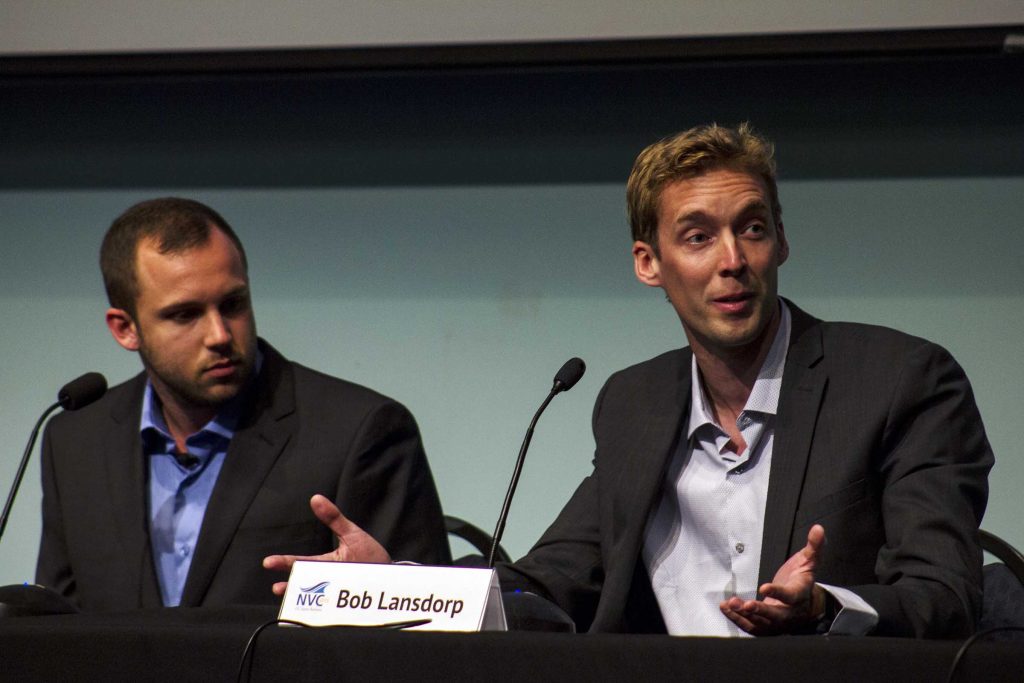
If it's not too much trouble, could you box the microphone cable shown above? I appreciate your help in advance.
[236,617,431,683]
[943,625,1024,683]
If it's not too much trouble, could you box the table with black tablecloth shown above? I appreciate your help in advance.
[1,607,1020,682]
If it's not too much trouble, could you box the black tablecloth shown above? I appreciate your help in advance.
[1,606,1020,682]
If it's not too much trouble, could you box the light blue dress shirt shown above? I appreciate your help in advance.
[140,384,240,607]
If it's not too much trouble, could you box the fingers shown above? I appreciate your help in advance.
[721,526,829,636]
[759,574,813,604]
[262,495,391,600]
[806,524,826,554]
[767,524,824,600]
[309,494,375,549]
[309,494,391,563]
[263,554,306,598]
[263,549,346,600]
[720,606,757,633]
[720,598,787,636]
[262,554,298,572]
[263,549,342,574]
[759,582,791,603]
[261,497,344,600]
[793,524,825,565]
[309,494,360,538]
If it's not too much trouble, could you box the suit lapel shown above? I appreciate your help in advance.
[619,361,691,544]
[180,343,296,606]
[610,352,692,590]
[104,374,163,608]
[758,303,827,585]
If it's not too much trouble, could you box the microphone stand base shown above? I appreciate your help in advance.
[0,584,79,617]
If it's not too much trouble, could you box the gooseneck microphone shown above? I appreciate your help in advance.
[488,358,586,568]
[0,372,107,543]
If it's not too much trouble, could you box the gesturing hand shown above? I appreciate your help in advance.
[719,524,827,635]
[262,494,391,596]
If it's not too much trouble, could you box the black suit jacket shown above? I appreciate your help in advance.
[36,340,451,611]
[500,303,993,637]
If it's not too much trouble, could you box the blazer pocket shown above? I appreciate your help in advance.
[794,478,869,527]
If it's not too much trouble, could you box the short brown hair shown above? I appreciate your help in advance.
[626,122,781,252]
[99,197,248,316]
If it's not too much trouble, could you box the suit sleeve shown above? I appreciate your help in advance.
[35,423,77,602]
[334,400,452,566]
[847,341,993,637]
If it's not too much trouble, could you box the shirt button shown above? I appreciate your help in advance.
[735,543,745,554]
[179,545,191,558]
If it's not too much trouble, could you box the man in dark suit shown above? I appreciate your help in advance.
[497,123,993,637]
[36,198,450,611]
[499,302,992,637]
[270,124,993,637]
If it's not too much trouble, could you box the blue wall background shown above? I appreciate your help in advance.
[1,53,1022,584]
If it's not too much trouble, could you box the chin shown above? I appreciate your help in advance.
[709,323,761,348]
[197,383,243,406]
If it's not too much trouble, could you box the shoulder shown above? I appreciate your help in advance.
[604,348,690,389]
[816,320,955,366]
[262,344,417,433]
[786,300,956,368]
[287,359,403,409]
[594,347,691,422]
[790,316,973,414]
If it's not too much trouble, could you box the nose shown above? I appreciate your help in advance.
[204,311,233,348]
[718,234,747,275]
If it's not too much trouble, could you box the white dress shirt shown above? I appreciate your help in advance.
[642,302,877,636]
[643,303,790,636]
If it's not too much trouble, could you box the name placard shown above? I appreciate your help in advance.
[278,561,506,632]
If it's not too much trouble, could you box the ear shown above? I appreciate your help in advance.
[632,241,662,288]
[106,308,141,352]
[776,221,790,266]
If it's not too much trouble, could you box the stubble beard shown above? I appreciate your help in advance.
[137,339,255,412]
[685,292,779,363]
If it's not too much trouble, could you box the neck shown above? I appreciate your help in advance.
[691,308,781,425]
[151,388,217,453]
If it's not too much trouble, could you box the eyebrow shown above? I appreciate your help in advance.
[155,285,250,317]
[674,200,772,226]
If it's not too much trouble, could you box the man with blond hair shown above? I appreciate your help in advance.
[270,124,993,638]
[498,123,993,637]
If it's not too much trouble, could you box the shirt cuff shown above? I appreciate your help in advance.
[818,583,878,635]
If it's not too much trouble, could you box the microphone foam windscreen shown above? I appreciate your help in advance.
[58,372,108,411]
[553,357,586,392]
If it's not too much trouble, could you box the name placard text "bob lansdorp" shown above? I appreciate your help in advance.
[336,587,465,618]
[279,561,507,631]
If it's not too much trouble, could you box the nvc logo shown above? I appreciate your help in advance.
[295,581,330,609]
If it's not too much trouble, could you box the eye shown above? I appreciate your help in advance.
[220,294,250,317]
[166,308,200,323]
[742,222,766,238]
[684,232,710,245]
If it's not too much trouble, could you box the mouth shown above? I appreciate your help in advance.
[714,291,754,303]
[712,291,756,314]
[204,358,240,378]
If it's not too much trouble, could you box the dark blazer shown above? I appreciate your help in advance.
[500,302,993,637]
[36,340,451,612]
